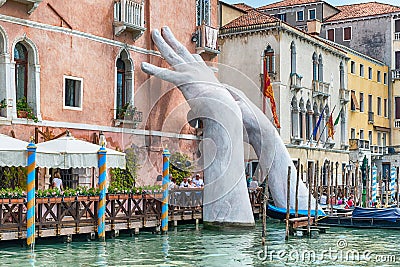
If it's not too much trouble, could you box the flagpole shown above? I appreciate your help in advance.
[307,105,327,145]
[316,105,336,146]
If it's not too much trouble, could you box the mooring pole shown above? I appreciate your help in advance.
[335,162,339,204]
[261,174,269,246]
[307,167,312,235]
[327,161,331,215]
[97,143,107,242]
[26,140,37,249]
[285,166,291,241]
[391,166,396,204]
[372,165,377,206]
[314,163,319,226]
[397,167,400,208]
[295,160,300,218]
[161,148,171,234]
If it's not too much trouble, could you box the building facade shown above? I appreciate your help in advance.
[219,10,350,184]
[258,0,339,31]
[0,0,219,188]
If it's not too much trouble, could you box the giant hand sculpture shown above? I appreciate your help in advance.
[141,27,317,227]
[142,27,255,227]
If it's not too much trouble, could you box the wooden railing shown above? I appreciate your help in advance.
[0,189,269,239]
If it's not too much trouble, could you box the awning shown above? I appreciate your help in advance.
[0,134,29,167]
[36,135,126,169]
[351,91,360,110]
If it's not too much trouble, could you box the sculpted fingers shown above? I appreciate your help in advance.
[141,62,185,85]
[162,27,197,64]
[152,29,185,67]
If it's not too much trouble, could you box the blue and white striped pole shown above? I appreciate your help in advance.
[161,148,171,234]
[97,144,107,241]
[26,141,37,248]
[371,165,377,206]
[391,166,396,203]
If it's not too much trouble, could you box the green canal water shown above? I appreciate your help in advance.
[0,221,399,266]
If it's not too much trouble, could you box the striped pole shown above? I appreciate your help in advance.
[161,148,171,233]
[391,166,396,203]
[26,141,37,248]
[371,165,377,205]
[97,144,107,241]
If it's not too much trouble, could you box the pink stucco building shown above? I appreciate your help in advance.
[0,0,219,187]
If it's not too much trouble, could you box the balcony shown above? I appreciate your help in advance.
[392,69,400,80]
[370,145,388,156]
[349,138,370,151]
[395,119,400,128]
[195,23,219,56]
[312,80,330,98]
[339,88,350,104]
[290,73,303,91]
[113,0,145,40]
[0,0,42,14]
[368,111,374,124]
[395,32,400,41]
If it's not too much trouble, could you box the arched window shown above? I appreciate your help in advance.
[312,102,318,141]
[290,41,296,74]
[14,43,28,101]
[291,96,299,139]
[299,98,304,139]
[12,38,41,121]
[115,49,134,120]
[339,61,345,89]
[264,45,275,74]
[116,58,126,118]
[322,104,329,143]
[318,54,323,81]
[0,25,8,117]
[312,52,318,81]
[306,100,312,141]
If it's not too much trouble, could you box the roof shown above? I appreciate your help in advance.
[221,9,278,30]
[258,0,320,10]
[326,2,400,22]
[233,3,254,11]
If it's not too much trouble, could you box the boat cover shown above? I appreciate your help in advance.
[268,204,326,217]
[352,207,400,222]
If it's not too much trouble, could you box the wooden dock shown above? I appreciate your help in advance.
[0,189,262,242]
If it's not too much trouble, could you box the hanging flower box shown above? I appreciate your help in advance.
[1,198,24,204]
[107,194,119,200]
[88,196,99,201]
[62,196,76,203]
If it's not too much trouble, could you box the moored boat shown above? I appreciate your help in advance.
[266,204,326,220]
[319,207,400,229]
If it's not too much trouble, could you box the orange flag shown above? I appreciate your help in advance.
[263,59,280,128]
[327,113,334,139]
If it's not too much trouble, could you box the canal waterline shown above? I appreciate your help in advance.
[0,221,399,266]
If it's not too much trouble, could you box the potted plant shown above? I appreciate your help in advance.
[0,98,7,117]
[16,97,38,122]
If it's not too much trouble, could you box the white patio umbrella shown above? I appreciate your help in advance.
[0,134,29,167]
[35,134,126,169]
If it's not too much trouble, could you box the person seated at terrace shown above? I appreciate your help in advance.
[188,178,197,188]
[180,177,189,188]
[193,174,204,187]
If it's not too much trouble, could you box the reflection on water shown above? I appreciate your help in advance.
[0,221,399,266]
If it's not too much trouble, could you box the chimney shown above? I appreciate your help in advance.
[307,19,321,36]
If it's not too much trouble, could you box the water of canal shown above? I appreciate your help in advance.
[0,221,399,266]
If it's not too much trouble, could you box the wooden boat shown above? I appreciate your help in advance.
[319,207,400,229]
[266,204,326,220]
